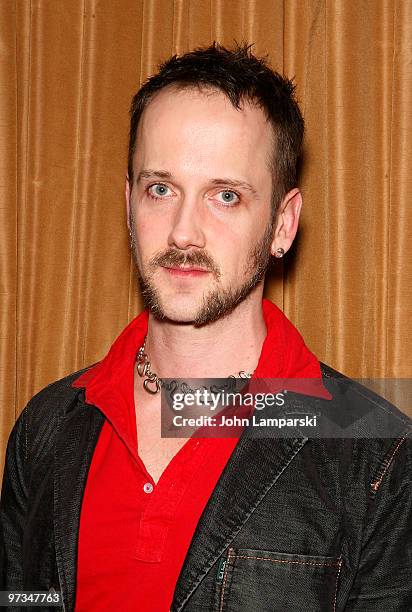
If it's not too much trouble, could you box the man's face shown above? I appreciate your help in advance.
[127,86,276,326]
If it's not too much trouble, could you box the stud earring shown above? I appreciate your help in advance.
[274,248,285,258]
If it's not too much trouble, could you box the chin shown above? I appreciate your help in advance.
[148,294,203,324]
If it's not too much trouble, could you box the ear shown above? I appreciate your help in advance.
[270,188,302,256]
[125,174,131,233]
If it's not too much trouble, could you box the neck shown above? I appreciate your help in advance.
[143,291,267,379]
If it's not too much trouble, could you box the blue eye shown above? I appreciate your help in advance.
[216,190,240,205]
[148,183,172,199]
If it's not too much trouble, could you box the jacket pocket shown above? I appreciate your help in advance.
[218,548,342,612]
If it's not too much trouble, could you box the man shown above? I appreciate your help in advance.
[1,43,411,612]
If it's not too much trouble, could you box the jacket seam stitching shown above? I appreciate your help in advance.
[370,435,408,493]
[333,557,343,612]
[219,549,233,612]
[233,554,340,568]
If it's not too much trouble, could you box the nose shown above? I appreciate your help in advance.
[167,196,206,250]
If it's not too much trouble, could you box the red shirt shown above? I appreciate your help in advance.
[73,299,321,611]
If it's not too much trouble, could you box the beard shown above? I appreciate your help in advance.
[130,211,274,327]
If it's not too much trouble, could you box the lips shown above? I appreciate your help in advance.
[163,265,210,277]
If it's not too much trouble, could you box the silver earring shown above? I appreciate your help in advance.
[274,248,285,258]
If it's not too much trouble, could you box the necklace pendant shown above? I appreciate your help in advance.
[143,376,161,394]
[137,361,149,377]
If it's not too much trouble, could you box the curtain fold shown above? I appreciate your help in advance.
[0,1,18,449]
[1,0,411,475]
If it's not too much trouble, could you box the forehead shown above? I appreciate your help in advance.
[134,85,274,182]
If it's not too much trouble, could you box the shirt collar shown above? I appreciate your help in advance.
[72,299,324,450]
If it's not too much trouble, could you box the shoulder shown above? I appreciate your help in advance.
[7,365,96,453]
[319,361,412,433]
[21,365,95,422]
[3,365,102,478]
[317,361,412,490]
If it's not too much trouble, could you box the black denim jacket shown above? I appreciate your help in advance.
[1,363,412,611]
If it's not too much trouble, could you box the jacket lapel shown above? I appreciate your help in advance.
[172,434,308,611]
[54,395,105,612]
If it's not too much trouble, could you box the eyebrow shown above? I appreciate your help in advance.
[136,170,173,182]
[136,169,259,198]
[210,178,259,198]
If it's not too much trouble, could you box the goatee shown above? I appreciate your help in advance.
[130,211,274,327]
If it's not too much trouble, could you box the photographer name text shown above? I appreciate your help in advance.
[172,414,318,428]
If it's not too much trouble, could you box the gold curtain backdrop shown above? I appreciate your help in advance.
[1,0,412,474]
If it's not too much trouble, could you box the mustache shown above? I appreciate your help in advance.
[148,249,221,278]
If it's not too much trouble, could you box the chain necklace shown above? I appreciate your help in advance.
[136,336,252,395]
